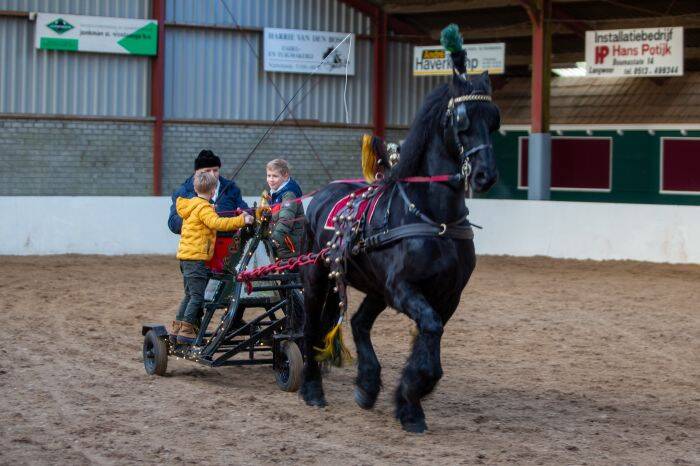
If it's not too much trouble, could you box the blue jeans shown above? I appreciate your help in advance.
[176,260,209,326]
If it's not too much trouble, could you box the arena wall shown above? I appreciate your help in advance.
[2,196,699,264]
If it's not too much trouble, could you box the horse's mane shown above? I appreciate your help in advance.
[391,84,451,179]
[391,73,495,179]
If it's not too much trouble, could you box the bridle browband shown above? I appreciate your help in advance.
[447,93,492,108]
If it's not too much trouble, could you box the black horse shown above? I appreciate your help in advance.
[299,31,500,433]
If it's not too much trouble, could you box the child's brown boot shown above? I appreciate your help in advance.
[169,320,182,343]
[176,321,198,345]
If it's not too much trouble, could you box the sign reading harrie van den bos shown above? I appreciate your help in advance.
[264,28,355,76]
[413,43,505,76]
[35,13,157,56]
[585,27,683,77]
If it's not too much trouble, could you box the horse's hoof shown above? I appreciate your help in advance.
[401,419,427,434]
[305,397,327,408]
[354,387,376,410]
[302,392,327,408]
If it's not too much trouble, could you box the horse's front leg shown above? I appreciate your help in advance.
[392,283,444,433]
[299,263,330,407]
[351,294,385,409]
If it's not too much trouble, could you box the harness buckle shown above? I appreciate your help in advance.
[461,160,472,178]
[438,223,447,236]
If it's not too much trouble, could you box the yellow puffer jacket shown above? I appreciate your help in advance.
[176,196,247,260]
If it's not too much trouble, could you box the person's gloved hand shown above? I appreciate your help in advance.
[256,205,272,221]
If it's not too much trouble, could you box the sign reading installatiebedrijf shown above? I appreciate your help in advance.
[585,27,683,77]
[413,43,505,76]
[34,13,158,56]
[264,28,355,76]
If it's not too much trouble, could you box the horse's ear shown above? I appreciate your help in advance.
[471,70,492,95]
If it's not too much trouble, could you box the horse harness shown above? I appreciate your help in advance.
[264,92,490,311]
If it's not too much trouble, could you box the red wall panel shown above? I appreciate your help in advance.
[661,138,700,193]
[520,137,612,191]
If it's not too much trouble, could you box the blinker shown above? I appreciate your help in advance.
[454,103,469,132]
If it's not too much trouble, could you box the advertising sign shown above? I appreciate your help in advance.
[413,43,505,76]
[264,28,355,76]
[34,13,158,56]
[585,27,683,77]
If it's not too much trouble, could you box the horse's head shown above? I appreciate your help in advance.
[390,25,501,194]
[442,71,500,192]
[440,26,500,193]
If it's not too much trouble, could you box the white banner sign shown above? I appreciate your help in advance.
[585,27,683,77]
[34,13,157,55]
[264,28,355,76]
[413,43,505,76]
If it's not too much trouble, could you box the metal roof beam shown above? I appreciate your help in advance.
[423,14,700,40]
[337,0,429,36]
[551,4,589,38]
[381,0,591,14]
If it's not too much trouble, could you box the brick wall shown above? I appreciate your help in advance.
[0,118,402,196]
[162,123,371,197]
[0,119,153,195]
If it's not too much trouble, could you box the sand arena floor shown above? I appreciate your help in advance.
[0,255,698,465]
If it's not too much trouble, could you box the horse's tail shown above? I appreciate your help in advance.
[314,288,353,368]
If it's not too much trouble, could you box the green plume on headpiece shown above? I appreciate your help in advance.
[440,23,463,54]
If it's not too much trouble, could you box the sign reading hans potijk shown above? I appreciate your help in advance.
[413,43,505,76]
[264,28,355,76]
[585,27,683,77]
[34,13,158,56]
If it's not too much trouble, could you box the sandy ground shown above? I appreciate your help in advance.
[0,255,698,465]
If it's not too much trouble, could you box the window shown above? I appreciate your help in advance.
[660,138,700,195]
[518,137,612,192]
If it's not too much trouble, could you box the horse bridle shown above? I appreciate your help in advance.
[445,93,493,181]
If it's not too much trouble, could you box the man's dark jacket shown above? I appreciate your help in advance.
[168,175,248,234]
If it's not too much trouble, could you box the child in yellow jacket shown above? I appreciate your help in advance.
[172,171,254,344]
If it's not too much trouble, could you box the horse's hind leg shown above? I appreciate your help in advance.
[392,284,444,433]
[299,263,330,407]
[351,295,385,409]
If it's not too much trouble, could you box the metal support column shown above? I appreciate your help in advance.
[150,0,165,196]
[372,10,387,139]
[521,0,552,200]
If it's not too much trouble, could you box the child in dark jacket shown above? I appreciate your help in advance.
[264,159,304,260]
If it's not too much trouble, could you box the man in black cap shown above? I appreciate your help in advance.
[167,149,249,234]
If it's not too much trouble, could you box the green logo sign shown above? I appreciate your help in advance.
[47,18,74,35]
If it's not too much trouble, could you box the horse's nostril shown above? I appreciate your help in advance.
[474,172,487,183]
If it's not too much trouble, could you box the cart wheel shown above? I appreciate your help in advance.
[143,330,168,376]
[275,340,303,392]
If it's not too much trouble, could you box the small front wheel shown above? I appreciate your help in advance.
[275,340,303,392]
[143,330,168,376]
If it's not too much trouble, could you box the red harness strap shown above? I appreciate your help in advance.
[236,248,329,293]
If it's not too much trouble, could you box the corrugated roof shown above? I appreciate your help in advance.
[494,72,700,124]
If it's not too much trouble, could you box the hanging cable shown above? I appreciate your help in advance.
[217,0,335,182]
[343,35,353,124]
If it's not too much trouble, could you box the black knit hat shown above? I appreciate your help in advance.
[194,149,221,171]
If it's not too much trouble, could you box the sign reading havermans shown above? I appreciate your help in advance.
[413,43,505,76]
[585,27,683,77]
[34,13,157,56]
[264,28,355,76]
